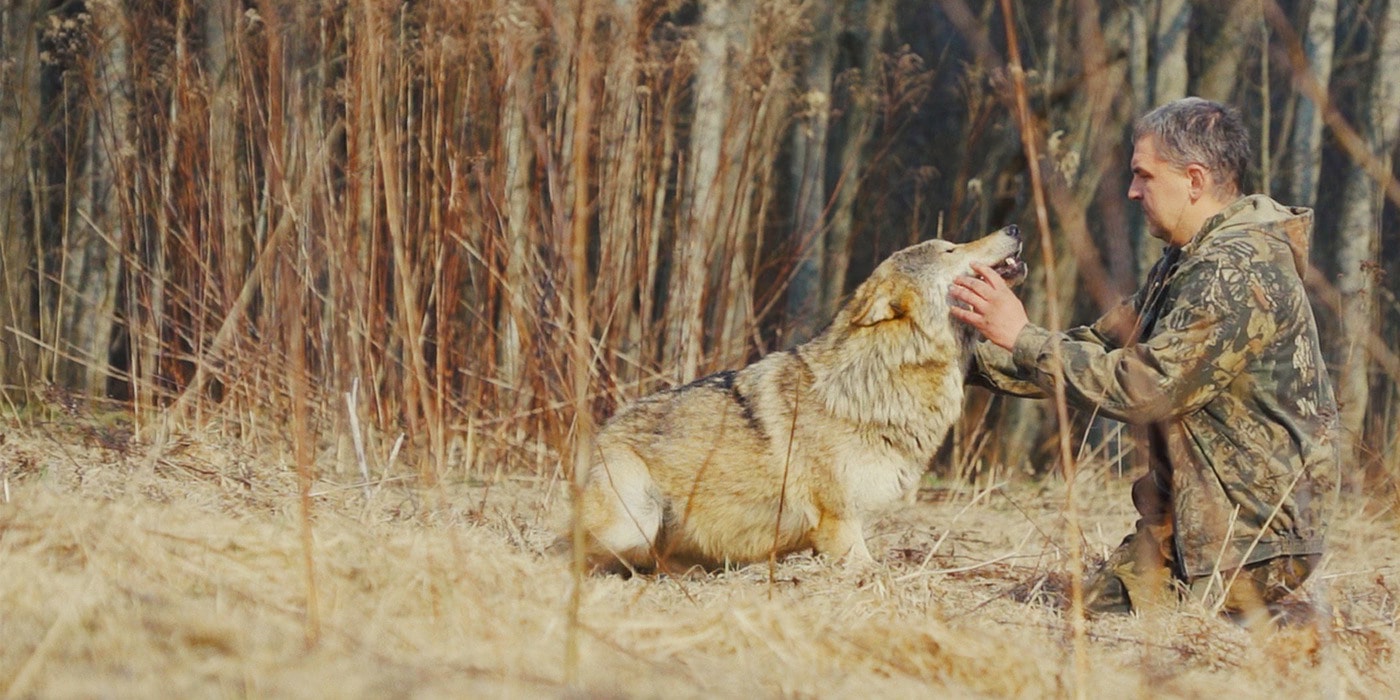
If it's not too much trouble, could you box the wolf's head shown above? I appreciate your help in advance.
[808,225,1025,428]
[844,225,1026,348]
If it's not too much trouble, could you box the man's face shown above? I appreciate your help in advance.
[1127,135,1194,245]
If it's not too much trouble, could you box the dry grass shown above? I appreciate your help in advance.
[5,5,1399,696]
[2,419,1396,699]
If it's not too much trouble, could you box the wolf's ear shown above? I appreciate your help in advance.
[850,279,916,327]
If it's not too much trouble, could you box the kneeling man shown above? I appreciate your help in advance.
[951,97,1340,620]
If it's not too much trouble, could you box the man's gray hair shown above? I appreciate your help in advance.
[1133,97,1250,196]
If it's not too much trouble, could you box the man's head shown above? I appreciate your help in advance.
[1128,97,1250,246]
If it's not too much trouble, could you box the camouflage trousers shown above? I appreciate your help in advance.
[1083,514,1319,619]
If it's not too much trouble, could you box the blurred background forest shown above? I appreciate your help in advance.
[1,0,1398,493]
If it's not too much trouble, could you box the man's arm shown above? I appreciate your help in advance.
[958,263,1137,398]
[954,252,1272,423]
[1010,257,1267,424]
[968,341,1047,397]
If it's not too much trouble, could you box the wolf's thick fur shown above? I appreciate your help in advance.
[578,227,1026,572]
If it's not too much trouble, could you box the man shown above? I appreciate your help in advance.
[950,97,1340,619]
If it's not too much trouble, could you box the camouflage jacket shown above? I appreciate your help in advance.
[972,195,1341,577]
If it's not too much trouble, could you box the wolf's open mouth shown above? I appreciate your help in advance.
[991,252,1027,282]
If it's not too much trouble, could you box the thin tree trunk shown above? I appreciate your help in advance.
[669,2,725,382]
[712,17,771,370]
[1195,0,1257,103]
[668,0,751,381]
[1129,0,1148,113]
[784,2,835,345]
[644,71,681,377]
[1134,0,1190,282]
[1287,0,1338,207]
[57,3,130,399]
[822,0,893,323]
[1150,0,1189,104]
[344,2,390,419]
[1000,0,1135,473]
[137,0,189,412]
[594,0,644,393]
[1336,0,1400,481]
[0,0,45,401]
[497,0,539,397]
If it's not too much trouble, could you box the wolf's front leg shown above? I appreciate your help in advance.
[812,516,873,565]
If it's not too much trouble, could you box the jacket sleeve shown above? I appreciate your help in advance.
[1009,254,1269,424]
[969,341,1047,397]
[969,290,1141,398]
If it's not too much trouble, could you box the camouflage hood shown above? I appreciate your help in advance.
[1184,194,1314,279]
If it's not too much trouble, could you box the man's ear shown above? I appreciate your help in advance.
[851,278,916,327]
[1186,163,1210,201]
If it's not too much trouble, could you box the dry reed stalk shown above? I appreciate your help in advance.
[247,0,322,647]
[345,379,373,502]
[997,0,1088,694]
[566,0,600,686]
[370,3,439,489]
[289,237,321,648]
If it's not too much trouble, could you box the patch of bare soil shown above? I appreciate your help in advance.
[1,421,1396,698]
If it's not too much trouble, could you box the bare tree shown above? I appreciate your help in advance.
[52,4,131,398]
[1285,0,1339,207]
[822,0,894,329]
[495,0,541,399]
[1336,0,1400,477]
[1129,0,1190,281]
[668,1,726,381]
[667,0,756,380]
[1195,0,1259,103]
[0,0,46,402]
[784,1,836,344]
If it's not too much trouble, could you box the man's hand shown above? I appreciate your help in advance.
[949,262,1029,350]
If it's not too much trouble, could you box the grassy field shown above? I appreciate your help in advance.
[1,418,1397,699]
[4,4,1398,697]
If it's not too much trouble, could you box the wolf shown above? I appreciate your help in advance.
[576,226,1026,572]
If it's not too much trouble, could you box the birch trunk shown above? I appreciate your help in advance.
[1133,0,1190,282]
[784,2,835,345]
[713,5,789,370]
[496,0,540,396]
[1150,0,1189,104]
[1129,0,1148,114]
[1195,0,1256,103]
[594,0,647,391]
[56,4,130,398]
[667,0,752,381]
[1287,0,1338,207]
[821,0,893,326]
[0,0,44,398]
[1336,0,1400,477]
